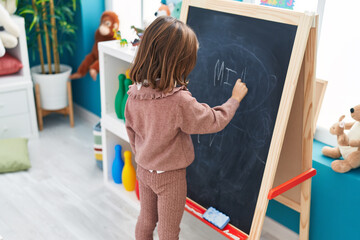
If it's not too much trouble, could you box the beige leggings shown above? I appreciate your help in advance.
[135,165,187,240]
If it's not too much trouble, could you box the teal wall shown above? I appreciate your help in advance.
[69,0,105,117]
[266,199,299,233]
[27,0,104,116]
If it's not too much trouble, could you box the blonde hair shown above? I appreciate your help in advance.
[130,16,198,93]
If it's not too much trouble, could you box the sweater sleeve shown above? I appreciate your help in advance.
[125,124,136,155]
[177,91,240,134]
[125,104,136,155]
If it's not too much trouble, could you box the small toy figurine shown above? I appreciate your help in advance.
[130,25,144,46]
[113,29,128,47]
[131,38,140,47]
[131,25,144,35]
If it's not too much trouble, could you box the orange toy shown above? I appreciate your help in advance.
[155,4,171,17]
[70,11,119,81]
[122,151,136,191]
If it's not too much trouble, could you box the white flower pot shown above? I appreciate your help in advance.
[31,64,72,110]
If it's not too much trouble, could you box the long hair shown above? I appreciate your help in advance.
[130,16,198,93]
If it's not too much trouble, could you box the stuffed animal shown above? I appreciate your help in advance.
[70,11,119,81]
[0,0,20,57]
[155,4,171,17]
[159,0,182,19]
[322,105,360,173]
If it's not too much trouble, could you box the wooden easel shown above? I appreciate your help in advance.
[267,16,319,240]
[180,1,318,240]
[34,81,74,130]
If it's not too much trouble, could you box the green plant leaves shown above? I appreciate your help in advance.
[16,0,78,60]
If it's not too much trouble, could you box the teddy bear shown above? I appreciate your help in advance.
[322,105,360,173]
[0,0,20,57]
[70,11,119,81]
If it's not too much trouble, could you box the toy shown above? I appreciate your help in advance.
[112,144,124,184]
[113,30,128,47]
[121,78,132,120]
[93,122,103,170]
[322,105,360,173]
[135,179,140,200]
[70,11,119,81]
[155,4,171,17]
[159,0,183,20]
[115,71,132,120]
[0,1,20,57]
[130,25,144,46]
[115,74,126,119]
[122,151,136,191]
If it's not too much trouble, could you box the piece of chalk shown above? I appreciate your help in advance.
[202,207,230,230]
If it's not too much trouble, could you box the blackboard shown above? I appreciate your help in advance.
[186,6,297,234]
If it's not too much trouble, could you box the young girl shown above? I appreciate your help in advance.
[125,16,248,240]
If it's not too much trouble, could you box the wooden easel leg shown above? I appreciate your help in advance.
[35,83,44,131]
[67,81,74,127]
[300,16,318,240]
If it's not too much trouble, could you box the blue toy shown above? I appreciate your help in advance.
[112,144,124,184]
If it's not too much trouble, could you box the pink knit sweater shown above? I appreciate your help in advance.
[124,84,240,171]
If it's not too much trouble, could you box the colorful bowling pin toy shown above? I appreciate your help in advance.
[115,74,126,119]
[135,179,140,200]
[122,151,136,191]
[112,144,124,184]
[121,78,132,120]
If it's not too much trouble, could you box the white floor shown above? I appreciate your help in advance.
[0,111,298,240]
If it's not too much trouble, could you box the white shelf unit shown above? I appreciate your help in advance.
[0,15,38,139]
[99,40,139,210]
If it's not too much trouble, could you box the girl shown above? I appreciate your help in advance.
[125,16,248,240]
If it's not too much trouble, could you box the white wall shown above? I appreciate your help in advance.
[315,1,360,146]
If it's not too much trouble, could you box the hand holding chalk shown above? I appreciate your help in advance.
[231,79,248,103]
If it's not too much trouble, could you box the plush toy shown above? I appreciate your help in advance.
[322,105,360,173]
[158,0,182,19]
[155,4,171,17]
[70,11,119,81]
[0,0,20,57]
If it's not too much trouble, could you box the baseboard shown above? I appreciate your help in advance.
[73,103,100,125]
[262,217,298,240]
[314,125,337,147]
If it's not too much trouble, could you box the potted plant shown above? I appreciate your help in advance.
[17,0,76,110]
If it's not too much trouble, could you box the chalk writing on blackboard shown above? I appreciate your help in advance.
[214,59,238,87]
[199,59,249,151]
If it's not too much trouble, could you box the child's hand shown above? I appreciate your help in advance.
[231,79,248,103]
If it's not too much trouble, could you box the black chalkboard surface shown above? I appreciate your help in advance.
[186,6,297,234]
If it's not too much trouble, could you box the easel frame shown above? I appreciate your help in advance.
[180,1,317,239]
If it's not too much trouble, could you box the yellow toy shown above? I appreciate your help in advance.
[113,29,128,47]
[122,151,136,191]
